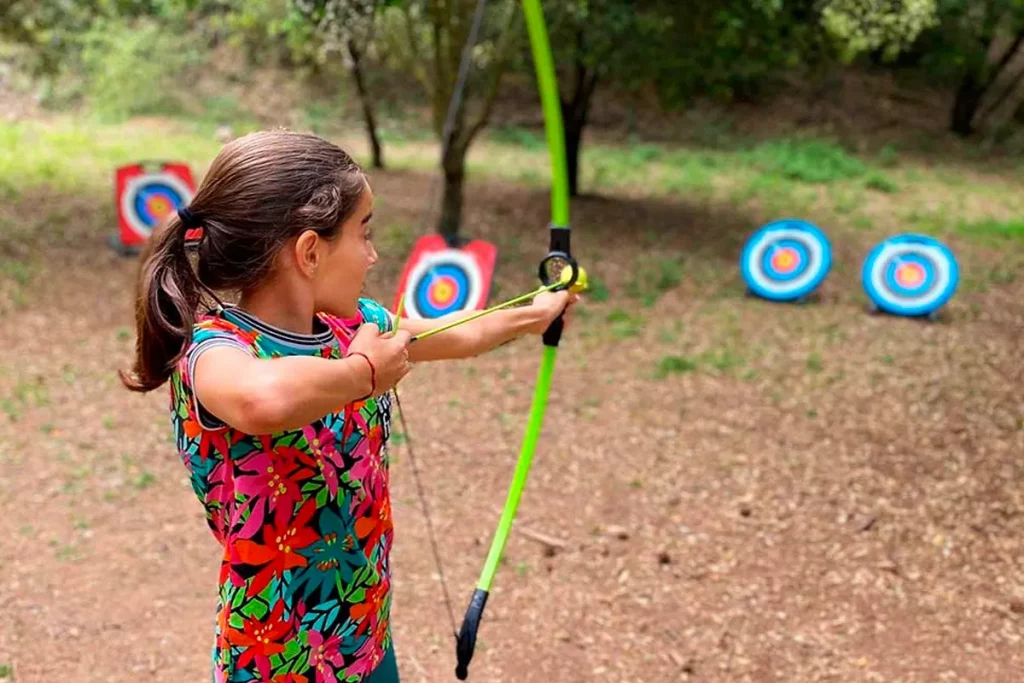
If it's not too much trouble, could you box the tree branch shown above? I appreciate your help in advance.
[462,0,518,148]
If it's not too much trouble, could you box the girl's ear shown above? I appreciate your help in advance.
[294,230,321,279]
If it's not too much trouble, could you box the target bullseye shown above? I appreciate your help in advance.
[114,162,196,251]
[398,238,497,320]
[862,234,958,318]
[741,219,831,302]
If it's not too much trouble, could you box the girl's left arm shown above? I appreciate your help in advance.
[402,307,544,361]
[399,291,578,362]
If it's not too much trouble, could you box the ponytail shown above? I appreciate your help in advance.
[120,214,204,393]
[118,130,369,392]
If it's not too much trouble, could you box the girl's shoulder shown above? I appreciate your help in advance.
[318,298,395,340]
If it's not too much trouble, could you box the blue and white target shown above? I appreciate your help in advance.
[862,234,959,317]
[120,172,194,240]
[404,249,483,320]
[741,219,832,301]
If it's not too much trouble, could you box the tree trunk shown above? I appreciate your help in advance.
[561,30,600,197]
[951,71,987,136]
[439,142,467,244]
[346,39,385,169]
[977,30,1024,127]
[565,111,584,197]
[950,28,1024,137]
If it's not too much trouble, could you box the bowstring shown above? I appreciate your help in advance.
[391,0,490,643]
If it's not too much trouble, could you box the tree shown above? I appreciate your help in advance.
[926,0,1024,136]
[542,0,660,197]
[817,0,1024,136]
[380,0,518,241]
[290,0,388,168]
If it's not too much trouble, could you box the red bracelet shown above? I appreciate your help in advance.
[347,352,376,399]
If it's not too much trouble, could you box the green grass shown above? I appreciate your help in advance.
[626,256,684,306]
[654,348,747,379]
[0,120,222,196]
[956,218,1024,246]
[1,117,1021,262]
[744,139,866,184]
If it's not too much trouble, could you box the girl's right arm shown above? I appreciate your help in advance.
[192,325,412,434]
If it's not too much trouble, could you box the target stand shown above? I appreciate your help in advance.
[740,219,832,304]
[108,161,196,256]
[862,234,959,321]
[394,234,498,320]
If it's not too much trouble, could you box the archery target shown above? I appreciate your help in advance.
[862,234,959,317]
[395,235,498,320]
[741,219,832,301]
[115,162,196,248]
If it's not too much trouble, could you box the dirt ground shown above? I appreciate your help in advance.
[0,163,1022,683]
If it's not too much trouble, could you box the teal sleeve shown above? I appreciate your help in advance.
[358,298,395,334]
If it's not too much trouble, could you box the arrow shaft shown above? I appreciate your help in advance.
[409,283,553,343]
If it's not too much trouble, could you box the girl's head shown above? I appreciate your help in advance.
[122,130,376,393]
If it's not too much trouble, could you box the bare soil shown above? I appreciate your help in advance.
[1,155,1023,683]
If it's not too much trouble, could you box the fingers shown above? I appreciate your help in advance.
[388,328,413,346]
[352,323,381,343]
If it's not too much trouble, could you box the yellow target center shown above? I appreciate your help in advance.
[899,265,923,286]
[434,280,454,303]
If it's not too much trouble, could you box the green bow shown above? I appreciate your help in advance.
[453,0,572,679]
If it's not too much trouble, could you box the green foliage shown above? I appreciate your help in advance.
[820,0,940,61]
[77,18,201,121]
[645,0,819,107]
[542,0,666,92]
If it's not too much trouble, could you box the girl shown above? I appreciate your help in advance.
[121,130,578,683]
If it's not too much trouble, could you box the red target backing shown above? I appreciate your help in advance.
[393,235,498,320]
[115,162,196,249]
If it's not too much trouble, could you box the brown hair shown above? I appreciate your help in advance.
[120,130,367,393]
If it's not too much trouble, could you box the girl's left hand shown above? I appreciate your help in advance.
[527,290,581,335]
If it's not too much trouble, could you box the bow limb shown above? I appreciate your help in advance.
[454,0,572,679]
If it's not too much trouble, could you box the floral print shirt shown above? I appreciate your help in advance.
[170,299,396,683]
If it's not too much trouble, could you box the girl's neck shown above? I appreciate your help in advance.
[238,283,315,335]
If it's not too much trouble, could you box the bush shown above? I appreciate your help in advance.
[77,18,202,122]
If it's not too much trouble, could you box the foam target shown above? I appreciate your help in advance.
[394,235,498,320]
[862,234,959,318]
[114,162,196,249]
[740,219,832,302]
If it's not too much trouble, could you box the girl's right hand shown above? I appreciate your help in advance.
[347,323,413,396]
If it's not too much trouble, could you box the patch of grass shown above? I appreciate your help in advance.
[657,148,725,195]
[956,218,1024,246]
[830,184,865,215]
[133,471,157,490]
[654,348,746,378]
[877,144,900,168]
[585,276,610,303]
[864,172,899,194]
[0,663,11,679]
[626,256,684,306]
[851,215,874,231]
[489,125,545,151]
[746,139,866,184]
[806,351,824,373]
[655,355,700,378]
[702,348,746,372]
[0,120,221,201]
[606,309,645,339]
